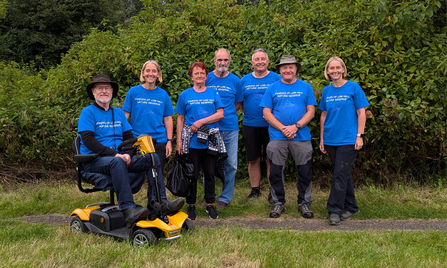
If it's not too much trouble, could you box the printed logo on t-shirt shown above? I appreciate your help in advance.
[274,91,304,98]
[325,95,351,102]
[244,84,270,91]
[135,97,162,106]
[187,98,214,105]
[96,121,122,128]
[208,85,231,92]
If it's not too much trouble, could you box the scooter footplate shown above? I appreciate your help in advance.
[84,222,129,240]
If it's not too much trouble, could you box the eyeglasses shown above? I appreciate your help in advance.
[94,86,113,91]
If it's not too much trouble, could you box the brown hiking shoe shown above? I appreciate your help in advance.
[298,203,314,218]
[269,204,285,218]
[216,201,228,210]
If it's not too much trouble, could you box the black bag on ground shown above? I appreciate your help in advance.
[166,154,194,197]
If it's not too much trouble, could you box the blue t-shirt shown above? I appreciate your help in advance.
[260,79,317,141]
[78,105,132,155]
[318,80,369,146]
[175,87,224,149]
[206,72,242,131]
[122,85,174,142]
[241,71,281,127]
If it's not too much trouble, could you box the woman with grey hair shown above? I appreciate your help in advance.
[318,56,369,225]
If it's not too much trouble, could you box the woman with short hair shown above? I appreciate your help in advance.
[175,62,225,220]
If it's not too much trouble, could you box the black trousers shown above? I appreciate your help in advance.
[325,145,359,215]
[154,142,167,171]
[186,148,217,205]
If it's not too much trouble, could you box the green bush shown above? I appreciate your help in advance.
[0,0,446,183]
[0,62,77,167]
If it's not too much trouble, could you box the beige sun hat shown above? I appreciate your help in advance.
[275,55,301,72]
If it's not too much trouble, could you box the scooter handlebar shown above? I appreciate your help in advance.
[117,138,138,152]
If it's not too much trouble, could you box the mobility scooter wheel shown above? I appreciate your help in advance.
[70,216,88,233]
[131,229,156,246]
[182,219,195,232]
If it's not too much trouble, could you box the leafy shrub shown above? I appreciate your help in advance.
[0,62,77,167]
[0,0,445,183]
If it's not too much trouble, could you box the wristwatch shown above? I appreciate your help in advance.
[167,139,173,142]
[295,123,301,130]
[356,133,364,137]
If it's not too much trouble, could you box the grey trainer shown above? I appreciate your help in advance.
[269,204,285,218]
[341,210,359,221]
[298,203,314,218]
[329,214,340,225]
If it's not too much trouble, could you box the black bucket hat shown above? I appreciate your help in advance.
[275,55,301,72]
[86,74,119,100]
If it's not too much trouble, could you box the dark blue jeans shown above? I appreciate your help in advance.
[325,145,359,215]
[83,153,166,210]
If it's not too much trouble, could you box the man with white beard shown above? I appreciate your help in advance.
[77,74,183,227]
[205,48,242,210]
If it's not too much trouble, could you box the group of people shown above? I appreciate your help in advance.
[77,48,369,226]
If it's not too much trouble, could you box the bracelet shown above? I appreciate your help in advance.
[167,139,173,142]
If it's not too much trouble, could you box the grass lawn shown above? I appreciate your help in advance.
[1,178,447,267]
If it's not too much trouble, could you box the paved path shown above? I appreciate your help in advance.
[17,214,447,231]
[194,217,447,231]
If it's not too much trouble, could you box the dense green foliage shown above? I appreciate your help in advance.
[0,0,142,68]
[0,0,6,19]
[0,62,76,167]
[0,0,445,183]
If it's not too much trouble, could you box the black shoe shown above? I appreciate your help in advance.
[206,205,219,219]
[163,199,185,213]
[247,188,261,199]
[148,209,157,221]
[187,205,196,220]
[122,207,150,228]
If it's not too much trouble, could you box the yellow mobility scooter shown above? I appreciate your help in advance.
[70,135,193,246]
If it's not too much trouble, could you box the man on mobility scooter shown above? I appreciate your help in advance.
[76,74,184,227]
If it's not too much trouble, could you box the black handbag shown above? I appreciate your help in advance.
[166,154,194,197]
